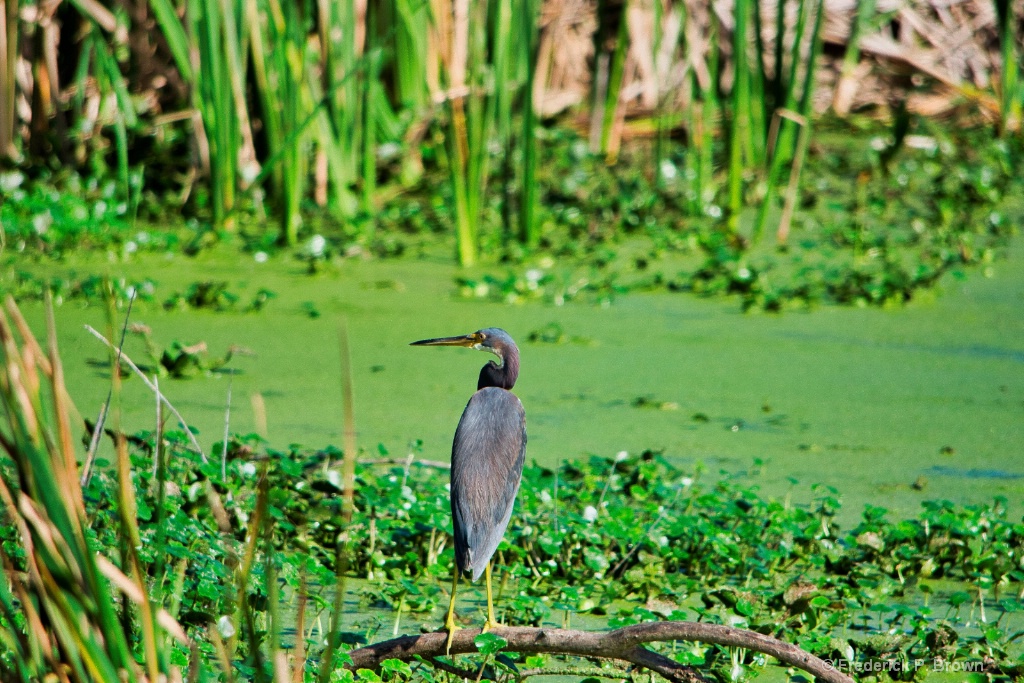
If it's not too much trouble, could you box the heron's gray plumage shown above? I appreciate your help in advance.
[451,387,527,581]
[409,327,527,589]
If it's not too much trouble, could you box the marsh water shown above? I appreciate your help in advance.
[10,237,1024,681]
[17,238,1024,525]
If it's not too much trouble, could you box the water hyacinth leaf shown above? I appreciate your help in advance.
[735,598,755,617]
[494,654,519,672]
[380,659,412,678]
[474,632,508,655]
[356,668,382,683]
[948,592,971,608]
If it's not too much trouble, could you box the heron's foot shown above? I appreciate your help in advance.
[444,614,462,655]
[482,617,502,633]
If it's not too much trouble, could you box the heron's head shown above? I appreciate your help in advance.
[410,328,515,361]
[411,328,520,390]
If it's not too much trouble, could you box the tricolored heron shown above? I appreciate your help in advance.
[410,328,527,652]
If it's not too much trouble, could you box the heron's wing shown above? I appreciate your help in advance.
[450,387,527,581]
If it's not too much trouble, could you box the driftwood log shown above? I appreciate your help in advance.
[347,621,855,683]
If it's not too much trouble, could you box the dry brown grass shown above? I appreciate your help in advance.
[529,0,1012,124]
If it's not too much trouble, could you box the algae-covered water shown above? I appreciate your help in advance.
[12,239,1024,524]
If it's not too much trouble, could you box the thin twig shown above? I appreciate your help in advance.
[475,651,494,683]
[292,567,308,683]
[222,377,233,480]
[81,402,109,486]
[552,458,559,533]
[337,319,357,522]
[399,452,414,491]
[777,114,811,245]
[359,457,451,469]
[595,459,617,516]
[251,391,267,438]
[81,292,136,486]
[153,377,161,478]
[83,325,207,462]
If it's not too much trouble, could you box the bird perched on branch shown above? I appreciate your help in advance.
[410,328,527,653]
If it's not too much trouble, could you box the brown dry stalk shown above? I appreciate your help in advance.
[347,622,855,683]
[94,555,189,645]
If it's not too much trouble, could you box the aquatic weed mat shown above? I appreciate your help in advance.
[8,439,1018,681]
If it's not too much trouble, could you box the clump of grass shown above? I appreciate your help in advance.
[0,295,191,681]
[0,297,339,682]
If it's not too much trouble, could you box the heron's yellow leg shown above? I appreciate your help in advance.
[482,562,501,632]
[445,571,461,655]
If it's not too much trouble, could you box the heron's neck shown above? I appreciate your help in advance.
[478,352,519,390]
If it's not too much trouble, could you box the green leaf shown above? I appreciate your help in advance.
[984,627,1003,642]
[474,632,508,655]
[673,649,706,666]
[381,658,412,678]
[525,654,547,668]
[356,668,382,683]
[494,654,519,672]
[948,591,971,607]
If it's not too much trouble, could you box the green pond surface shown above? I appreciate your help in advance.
[10,238,1024,526]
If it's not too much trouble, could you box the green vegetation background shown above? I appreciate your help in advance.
[2,0,1024,680]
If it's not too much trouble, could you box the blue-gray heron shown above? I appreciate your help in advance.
[410,328,527,652]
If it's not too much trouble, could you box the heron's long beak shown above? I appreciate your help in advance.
[410,332,483,348]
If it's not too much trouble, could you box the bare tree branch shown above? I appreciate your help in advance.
[347,622,854,683]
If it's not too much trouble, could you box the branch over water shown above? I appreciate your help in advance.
[347,621,855,683]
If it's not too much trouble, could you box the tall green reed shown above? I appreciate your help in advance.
[387,0,431,112]
[152,0,397,244]
[150,0,251,231]
[994,0,1021,133]
[590,0,629,159]
[726,0,753,234]
[89,29,138,211]
[250,0,307,245]
[683,11,720,218]
[319,0,370,221]
[438,0,540,266]
[752,0,824,243]
[519,0,540,247]
[0,0,17,160]
[678,0,823,244]
[833,0,875,115]
[319,319,358,683]
[191,0,249,233]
